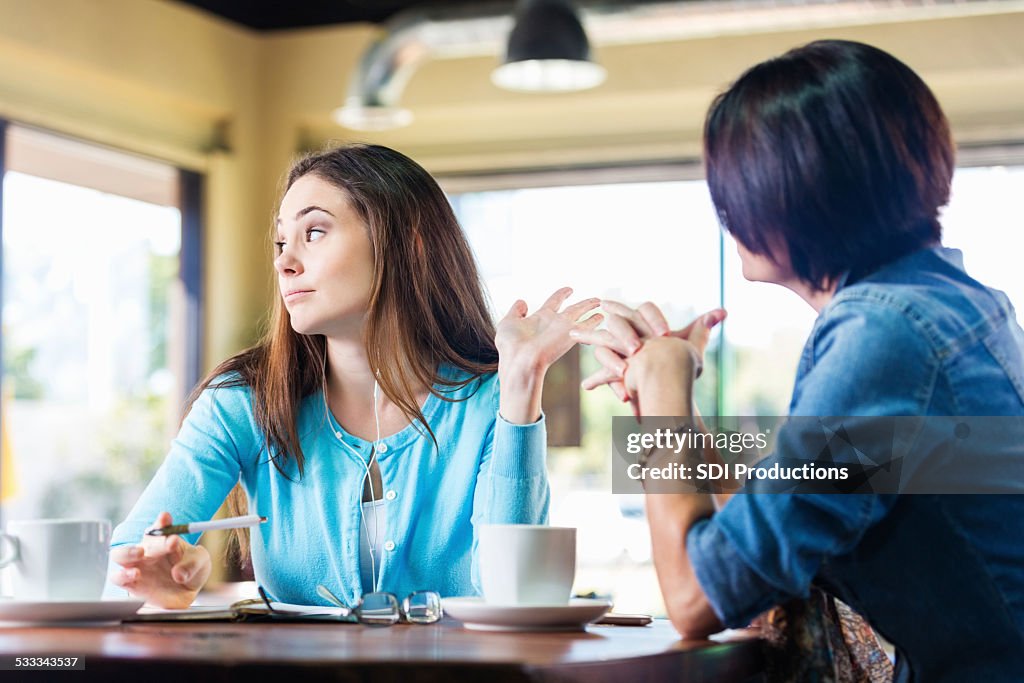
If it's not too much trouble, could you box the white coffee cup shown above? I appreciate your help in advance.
[0,519,111,601]
[478,524,576,606]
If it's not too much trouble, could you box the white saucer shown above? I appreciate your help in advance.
[441,597,612,632]
[0,598,145,626]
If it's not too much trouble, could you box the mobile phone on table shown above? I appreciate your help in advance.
[595,612,653,626]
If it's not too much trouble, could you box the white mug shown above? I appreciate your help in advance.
[0,519,111,601]
[478,524,576,606]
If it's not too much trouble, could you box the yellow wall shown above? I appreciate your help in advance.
[1,0,1023,366]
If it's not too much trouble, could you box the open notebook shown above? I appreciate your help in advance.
[125,599,356,623]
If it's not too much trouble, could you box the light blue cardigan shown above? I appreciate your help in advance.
[104,366,549,607]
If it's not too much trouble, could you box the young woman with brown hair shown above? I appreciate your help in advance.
[106,143,599,609]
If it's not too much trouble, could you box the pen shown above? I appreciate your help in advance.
[145,514,268,536]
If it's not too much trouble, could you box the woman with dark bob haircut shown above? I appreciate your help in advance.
[576,40,1024,681]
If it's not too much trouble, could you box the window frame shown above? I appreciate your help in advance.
[0,118,203,526]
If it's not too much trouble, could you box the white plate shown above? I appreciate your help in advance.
[0,598,145,626]
[441,597,612,632]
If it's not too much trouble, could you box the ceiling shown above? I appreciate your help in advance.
[172,0,512,31]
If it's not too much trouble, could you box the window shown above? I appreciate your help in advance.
[941,162,1024,322]
[449,174,721,616]
[0,124,199,532]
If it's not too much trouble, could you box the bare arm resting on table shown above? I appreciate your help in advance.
[628,337,724,639]
[573,301,728,639]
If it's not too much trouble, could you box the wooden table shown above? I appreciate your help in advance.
[0,617,763,682]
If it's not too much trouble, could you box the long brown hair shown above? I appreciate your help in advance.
[184,143,498,566]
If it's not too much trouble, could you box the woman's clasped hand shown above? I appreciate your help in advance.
[571,301,726,415]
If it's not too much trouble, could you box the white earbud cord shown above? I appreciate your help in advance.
[321,355,384,593]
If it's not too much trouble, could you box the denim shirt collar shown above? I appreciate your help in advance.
[832,243,954,296]
[832,269,854,294]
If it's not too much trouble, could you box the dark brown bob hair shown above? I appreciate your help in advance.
[704,39,955,289]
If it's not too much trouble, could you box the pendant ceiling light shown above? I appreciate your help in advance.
[491,0,606,93]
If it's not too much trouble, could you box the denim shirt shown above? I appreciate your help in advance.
[687,246,1024,682]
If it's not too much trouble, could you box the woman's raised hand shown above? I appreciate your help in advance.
[109,511,212,609]
[494,287,602,424]
[495,287,602,374]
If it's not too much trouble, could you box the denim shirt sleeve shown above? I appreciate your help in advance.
[687,295,940,627]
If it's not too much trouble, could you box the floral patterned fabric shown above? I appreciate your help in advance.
[759,588,894,683]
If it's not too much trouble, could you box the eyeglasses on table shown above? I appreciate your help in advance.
[255,585,442,626]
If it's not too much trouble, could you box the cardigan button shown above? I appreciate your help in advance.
[385,490,397,501]
[384,540,396,552]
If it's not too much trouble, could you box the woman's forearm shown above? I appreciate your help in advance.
[497,359,546,424]
[631,338,722,637]
[645,494,721,638]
